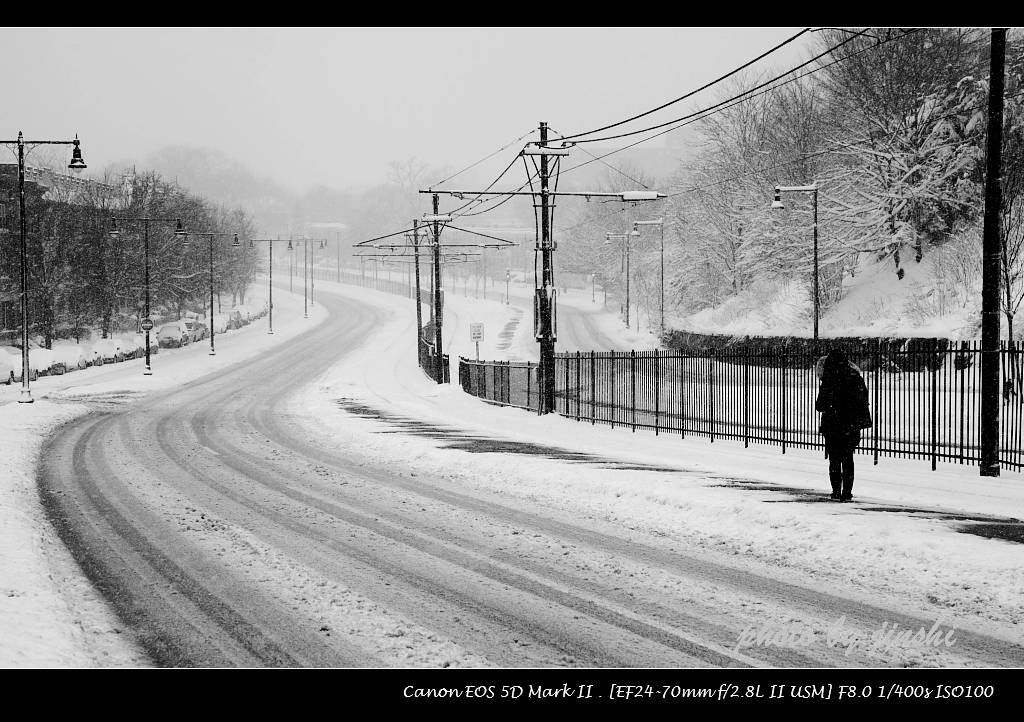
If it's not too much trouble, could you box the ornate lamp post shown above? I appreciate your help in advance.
[109,216,186,374]
[1,132,87,403]
[181,230,238,356]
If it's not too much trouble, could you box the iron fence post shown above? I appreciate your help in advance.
[631,349,637,432]
[654,348,660,436]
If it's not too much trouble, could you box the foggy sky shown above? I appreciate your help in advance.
[0,27,811,193]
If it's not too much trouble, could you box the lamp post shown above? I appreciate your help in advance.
[287,238,325,317]
[2,132,87,403]
[633,218,665,337]
[771,183,819,340]
[248,238,278,334]
[605,232,631,329]
[109,216,186,374]
[181,230,237,355]
[506,268,511,305]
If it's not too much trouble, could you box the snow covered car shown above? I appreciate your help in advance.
[80,342,105,366]
[184,320,207,342]
[113,336,144,360]
[226,309,245,330]
[1,346,40,381]
[0,350,14,384]
[31,347,62,376]
[90,339,123,364]
[52,342,91,372]
[210,314,231,334]
[157,323,190,348]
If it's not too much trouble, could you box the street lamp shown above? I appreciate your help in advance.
[109,216,186,374]
[1,131,87,403]
[180,230,237,355]
[605,232,632,329]
[286,238,326,318]
[506,268,511,305]
[248,238,278,334]
[633,218,666,337]
[771,182,820,340]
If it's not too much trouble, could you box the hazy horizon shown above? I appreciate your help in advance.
[0,27,811,195]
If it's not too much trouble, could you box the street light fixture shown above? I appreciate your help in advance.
[248,238,279,334]
[771,182,820,340]
[605,232,633,329]
[1,131,87,403]
[180,229,238,355]
[109,215,185,375]
[633,218,666,337]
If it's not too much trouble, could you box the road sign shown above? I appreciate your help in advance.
[141,318,154,331]
[470,323,484,342]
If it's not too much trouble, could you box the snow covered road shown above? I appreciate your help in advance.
[33,282,1024,667]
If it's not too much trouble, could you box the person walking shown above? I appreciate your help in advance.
[815,348,872,501]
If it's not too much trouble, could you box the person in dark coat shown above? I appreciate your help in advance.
[815,348,872,501]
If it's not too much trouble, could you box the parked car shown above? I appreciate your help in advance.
[1,346,40,382]
[184,321,208,343]
[90,339,123,364]
[52,342,91,372]
[226,309,245,330]
[210,314,231,334]
[113,336,144,360]
[157,322,190,348]
[31,347,62,376]
[81,342,105,366]
[0,350,14,384]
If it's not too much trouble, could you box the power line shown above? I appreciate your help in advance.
[427,127,537,188]
[553,29,920,182]
[569,31,870,145]
[557,28,812,142]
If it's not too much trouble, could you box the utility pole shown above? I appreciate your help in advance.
[537,121,556,414]
[981,28,1007,477]
[432,193,444,383]
[303,236,308,318]
[421,124,664,405]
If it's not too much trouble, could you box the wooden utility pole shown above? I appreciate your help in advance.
[981,28,1007,477]
[538,121,556,414]
[433,193,444,383]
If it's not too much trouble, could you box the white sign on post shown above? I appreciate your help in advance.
[470,322,484,361]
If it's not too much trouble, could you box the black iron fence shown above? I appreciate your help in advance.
[459,358,539,411]
[460,341,1024,471]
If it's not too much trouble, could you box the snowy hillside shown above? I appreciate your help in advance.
[672,243,984,341]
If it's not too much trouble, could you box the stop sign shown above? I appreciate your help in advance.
[141,318,154,331]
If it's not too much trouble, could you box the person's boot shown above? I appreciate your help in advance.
[829,472,842,500]
[840,475,854,502]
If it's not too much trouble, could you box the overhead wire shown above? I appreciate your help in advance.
[556,28,812,142]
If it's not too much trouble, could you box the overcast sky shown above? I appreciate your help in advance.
[1,27,812,193]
